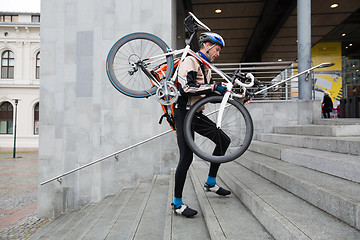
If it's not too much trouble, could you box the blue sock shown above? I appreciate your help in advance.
[174,197,183,208]
[206,176,216,186]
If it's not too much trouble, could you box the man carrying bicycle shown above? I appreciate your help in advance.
[172,32,231,217]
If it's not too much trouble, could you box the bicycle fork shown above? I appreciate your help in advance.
[216,86,232,128]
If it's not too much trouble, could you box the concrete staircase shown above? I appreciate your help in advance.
[30,120,360,240]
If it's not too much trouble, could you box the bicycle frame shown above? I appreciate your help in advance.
[142,43,256,128]
[138,12,334,129]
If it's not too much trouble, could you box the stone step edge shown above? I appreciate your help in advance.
[128,176,157,240]
[274,125,360,136]
[61,193,126,239]
[44,194,115,239]
[237,153,360,230]
[28,203,93,239]
[249,140,360,183]
[189,165,227,240]
[218,165,311,240]
[163,169,175,240]
[84,187,137,239]
[256,132,360,156]
[314,119,360,125]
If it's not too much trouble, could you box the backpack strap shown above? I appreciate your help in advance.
[193,54,208,84]
[159,104,176,130]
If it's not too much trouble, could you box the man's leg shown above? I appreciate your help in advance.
[174,108,193,200]
[194,113,231,196]
[173,108,198,217]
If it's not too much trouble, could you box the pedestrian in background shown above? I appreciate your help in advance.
[322,91,333,118]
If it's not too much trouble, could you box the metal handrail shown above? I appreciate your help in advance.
[40,129,174,185]
[215,61,295,66]
[254,62,334,95]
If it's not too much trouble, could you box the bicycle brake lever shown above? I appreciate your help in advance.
[245,89,255,97]
[254,78,264,87]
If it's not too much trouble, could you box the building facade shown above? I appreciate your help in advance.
[0,12,40,150]
[38,0,180,218]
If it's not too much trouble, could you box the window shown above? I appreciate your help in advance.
[36,52,40,79]
[34,103,39,135]
[0,15,18,22]
[1,50,14,79]
[31,15,40,23]
[0,102,13,134]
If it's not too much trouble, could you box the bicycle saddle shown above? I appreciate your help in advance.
[184,12,211,33]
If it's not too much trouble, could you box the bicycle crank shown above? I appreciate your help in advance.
[156,81,178,105]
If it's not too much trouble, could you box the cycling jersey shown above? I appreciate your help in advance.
[176,54,213,109]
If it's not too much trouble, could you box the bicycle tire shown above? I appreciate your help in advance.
[183,95,253,163]
[106,32,174,98]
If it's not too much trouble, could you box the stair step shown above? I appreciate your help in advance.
[218,161,360,240]
[58,195,119,239]
[104,181,154,240]
[249,140,360,183]
[170,172,210,240]
[239,150,360,230]
[46,195,114,239]
[314,118,360,125]
[80,188,135,240]
[132,175,169,240]
[28,203,93,240]
[190,161,273,240]
[274,124,360,136]
[163,169,175,240]
[257,133,360,155]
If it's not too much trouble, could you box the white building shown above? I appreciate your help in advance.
[0,12,40,151]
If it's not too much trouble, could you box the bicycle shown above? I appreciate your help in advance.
[105,12,332,164]
[106,12,256,164]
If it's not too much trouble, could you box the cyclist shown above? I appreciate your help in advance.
[172,32,231,217]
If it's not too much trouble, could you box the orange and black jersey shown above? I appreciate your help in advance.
[176,54,213,109]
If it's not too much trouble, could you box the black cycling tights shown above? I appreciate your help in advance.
[174,108,230,198]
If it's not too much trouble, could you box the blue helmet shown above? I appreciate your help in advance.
[199,32,225,48]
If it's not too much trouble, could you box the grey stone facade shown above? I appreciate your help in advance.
[38,0,178,218]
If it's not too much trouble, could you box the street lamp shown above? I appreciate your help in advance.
[13,99,19,159]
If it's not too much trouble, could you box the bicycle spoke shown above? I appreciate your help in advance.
[184,95,253,163]
[106,33,174,97]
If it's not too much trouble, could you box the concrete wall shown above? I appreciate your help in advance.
[246,100,322,138]
[38,0,178,218]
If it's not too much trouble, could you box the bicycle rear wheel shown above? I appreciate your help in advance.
[183,95,253,163]
[106,32,174,98]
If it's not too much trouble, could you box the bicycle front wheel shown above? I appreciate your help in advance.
[184,95,253,163]
[106,32,174,98]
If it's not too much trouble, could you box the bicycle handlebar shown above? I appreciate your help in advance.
[234,72,255,88]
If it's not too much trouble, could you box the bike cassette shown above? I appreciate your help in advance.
[156,81,178,106]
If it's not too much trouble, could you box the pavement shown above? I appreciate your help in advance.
[0,151,50,240]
